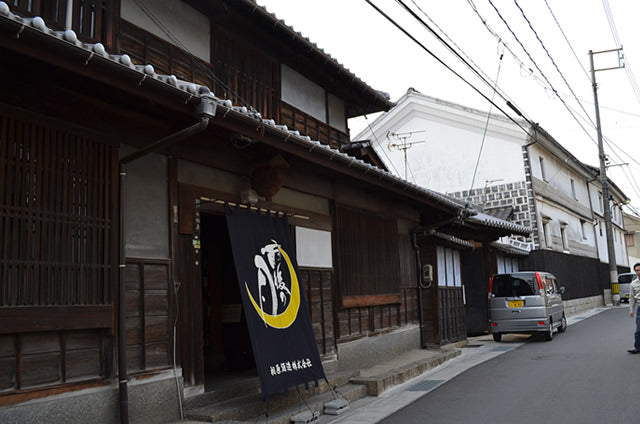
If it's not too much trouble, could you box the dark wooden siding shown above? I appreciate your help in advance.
[0,330,108,395]
[280,103,348,150]
[119,19,217,91]
[0,113,114,310]
[298,268,335,358]
[211,26,279,120]
[461,248,490,335]
[0,110,116,397]
[334,205,401,304]
[124,260,172,373]
[520,249,629,300]
[335,289,417,342]
[438,288,465,344]
[118,20,349,147]
[335,235,418,341]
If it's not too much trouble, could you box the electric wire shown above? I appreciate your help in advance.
[364,0,533,139]
[360,114,404,178]
[620,165,640,204]
[468,52,504,201]
[543,0,591,83]
[485,0,602,161]
[466,0,553,95]
[513,0,595,128]
[561,100,640,206]
[407,0,529,124]
[486,0,585,122]
[602,0,640,107]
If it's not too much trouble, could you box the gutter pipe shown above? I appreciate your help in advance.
[117,98,216,424]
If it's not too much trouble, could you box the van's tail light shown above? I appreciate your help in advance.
[488,275,495,298]
[535,272,545,296]
[538,321,545,326]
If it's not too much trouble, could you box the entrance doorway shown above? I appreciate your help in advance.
[200,213,256,387]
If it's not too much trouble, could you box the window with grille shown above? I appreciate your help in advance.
[334,205,401,307]
[0,113,115,307]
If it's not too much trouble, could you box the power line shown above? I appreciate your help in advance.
[512,0,595,128]
[468,53,504,200]
[360,114,404,179]
[602,0,640,107]
[560,96,640,204]
[407,0,529,124]
[466,0,554,97]
[363,0,533,139]
[485,0,598,155]
[543,0,591,84]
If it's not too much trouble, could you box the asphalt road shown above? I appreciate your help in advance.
[381,307,637,424]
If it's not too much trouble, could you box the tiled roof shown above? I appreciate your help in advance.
[0,2,531,236]
[484,206,514,222]
[246,0,393,111]
[467,211,531,236]
[428,230,474,249]
[491,241,530,256]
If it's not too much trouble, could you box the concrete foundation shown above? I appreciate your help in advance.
[563,294,605,316]
[0,371,183,424]
[335,324,421,372]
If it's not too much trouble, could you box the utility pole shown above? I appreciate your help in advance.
[589,48,624,306]
[387,130,426,180]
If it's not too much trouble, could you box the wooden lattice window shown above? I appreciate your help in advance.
[0,113,115,308]
[334,205,401,308]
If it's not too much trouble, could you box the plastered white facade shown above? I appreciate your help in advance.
[357,88,629,267]
[121,0,211,62]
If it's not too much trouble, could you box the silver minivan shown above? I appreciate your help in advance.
[618,272,636,303]
[489,271,567,342]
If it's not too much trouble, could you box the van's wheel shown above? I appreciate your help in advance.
[492,333,502,342]
[558,315,567,333]
[545,319,554,341]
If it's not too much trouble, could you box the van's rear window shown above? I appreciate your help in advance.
[619,274,637,284]
[492,274,536,297]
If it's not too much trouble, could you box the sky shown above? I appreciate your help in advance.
[257,0,640,216]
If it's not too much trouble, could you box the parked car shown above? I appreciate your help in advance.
[488,271,567,342]
[618,272,637,303]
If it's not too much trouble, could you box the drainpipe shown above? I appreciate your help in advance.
[117,98,217,424]
[412,231,424,347]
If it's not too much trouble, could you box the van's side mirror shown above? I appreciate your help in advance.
[559,286,566,295]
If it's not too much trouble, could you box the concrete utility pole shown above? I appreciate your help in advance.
[589,48,624,306]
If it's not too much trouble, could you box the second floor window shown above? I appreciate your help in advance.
[539,157,547,181]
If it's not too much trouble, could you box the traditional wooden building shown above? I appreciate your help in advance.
[0,1,529,422]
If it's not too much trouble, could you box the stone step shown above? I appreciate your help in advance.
[184,370,359,423]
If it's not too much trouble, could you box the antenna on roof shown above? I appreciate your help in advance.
[386,130,427,180]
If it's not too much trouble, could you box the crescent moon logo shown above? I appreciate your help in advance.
[246,246,300,329]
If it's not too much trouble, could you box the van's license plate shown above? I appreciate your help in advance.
[508,300,523,308]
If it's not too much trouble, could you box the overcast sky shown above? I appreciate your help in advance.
[257,0,640,214]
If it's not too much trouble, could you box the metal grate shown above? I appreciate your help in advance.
[407,379,446,392]
[491,346,514,352]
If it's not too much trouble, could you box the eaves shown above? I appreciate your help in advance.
[0,4,462,215]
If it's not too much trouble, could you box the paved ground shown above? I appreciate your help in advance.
[318,306,614,424]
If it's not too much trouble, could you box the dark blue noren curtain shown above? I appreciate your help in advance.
[225,206,325,398]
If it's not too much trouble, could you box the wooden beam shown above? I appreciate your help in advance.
[341,294,401,309]
[0,306,113,334]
